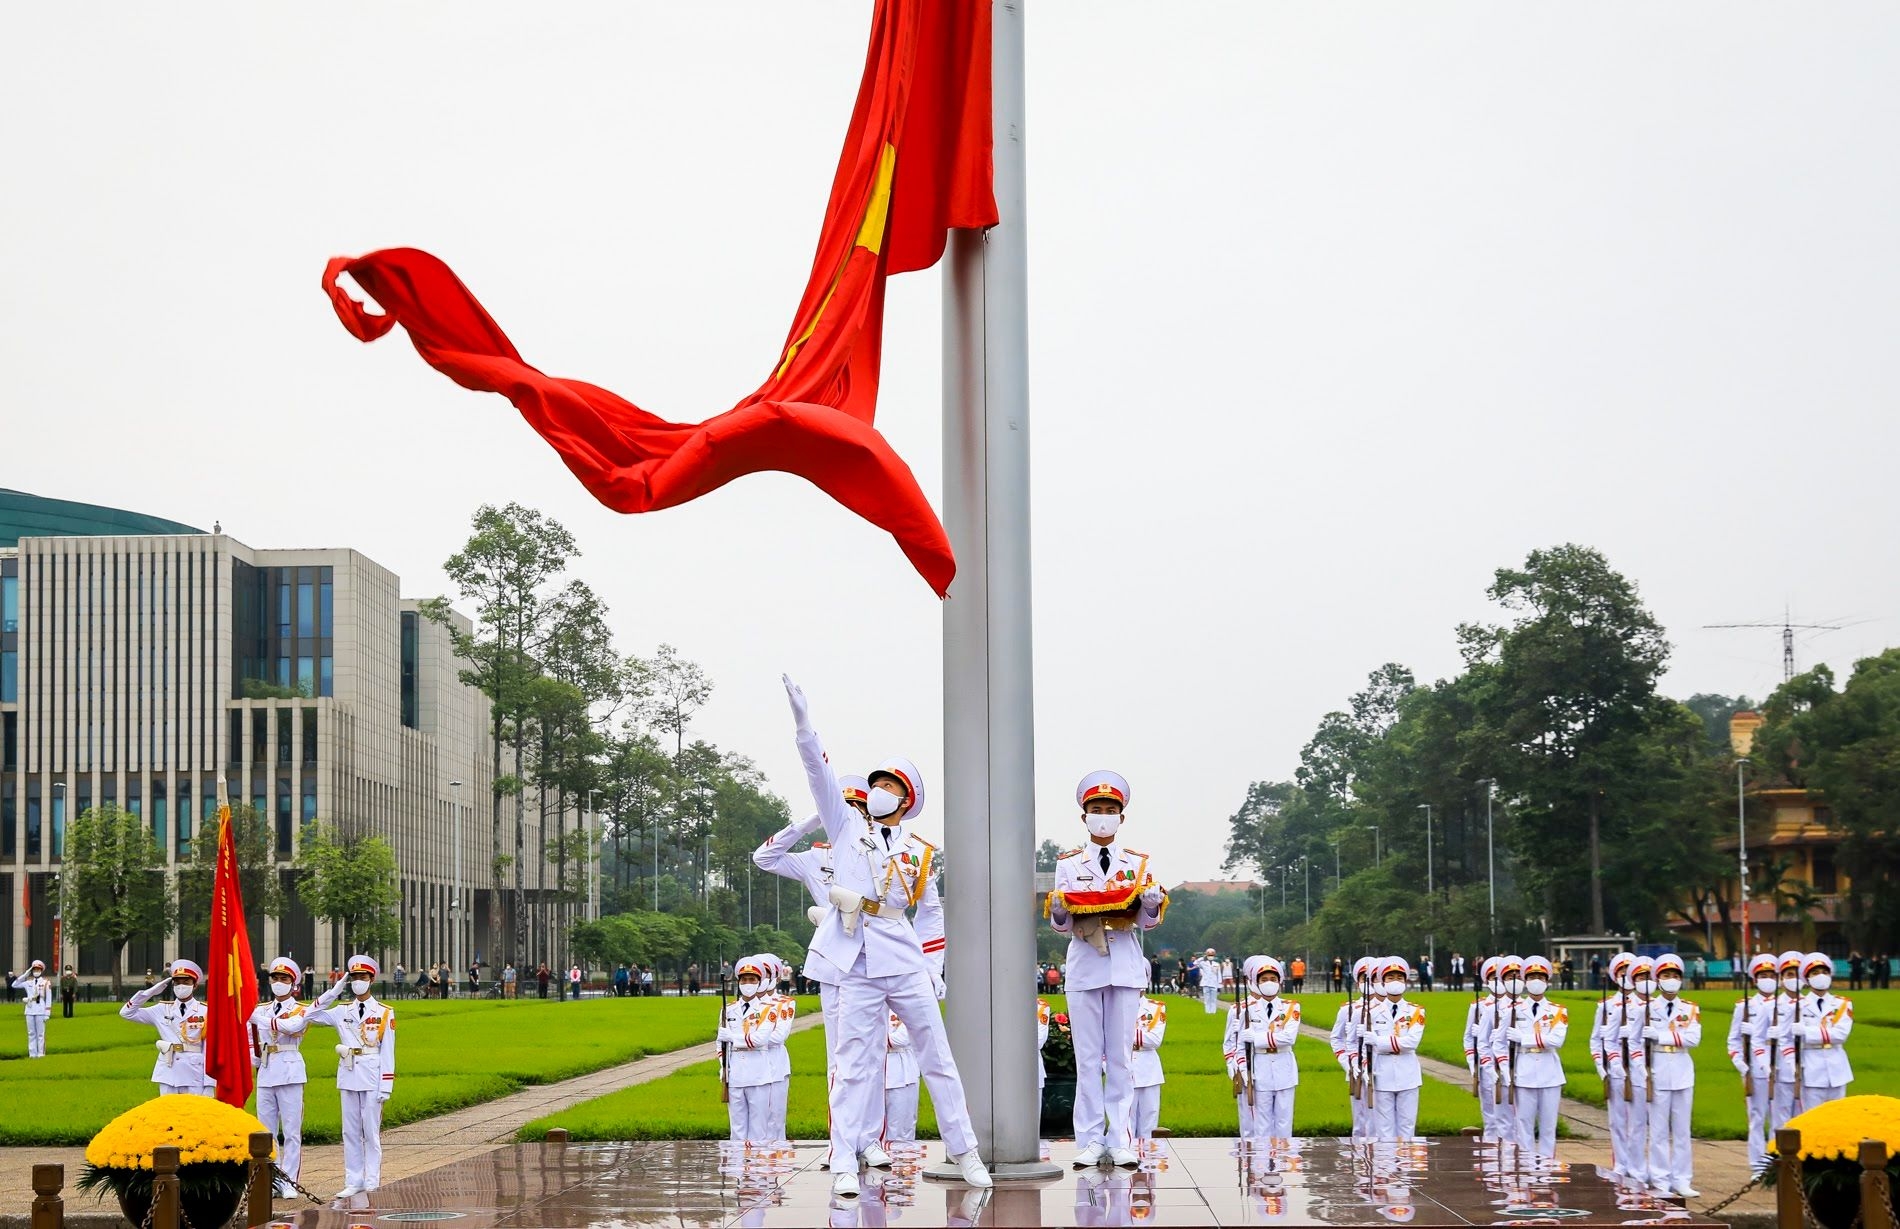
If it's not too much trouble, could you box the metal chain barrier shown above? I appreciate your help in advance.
[272,1166,329,1208]
[1702,1173,1765,1219]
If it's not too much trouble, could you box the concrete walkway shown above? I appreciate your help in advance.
[0,1013,820,1226]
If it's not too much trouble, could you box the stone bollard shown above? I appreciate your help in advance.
[246,1131,275,1227]
[1863,1140,1894,1229]
[152,1146,181,1229]
[1775,1129,1803,1229]
[547,1128,570,1144]
[30,1163,62,1229]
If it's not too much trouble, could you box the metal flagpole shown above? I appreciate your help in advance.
[935,0,1056,1182]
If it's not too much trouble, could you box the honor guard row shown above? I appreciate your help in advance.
[718,952,796,1144]
[1328,957,1426,1140]
[1727,950,1854,1175]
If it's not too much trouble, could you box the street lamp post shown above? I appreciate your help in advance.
[52,781,66,973]
[449,780,463,981]
[1419,804,1434,965]
[1331,841,1341,888]
[1478,779,1497,941]
[1735,758,1751,957]
[1365,826,1380,867]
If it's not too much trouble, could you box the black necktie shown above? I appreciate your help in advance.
[881,826,893,848]
[1100,848,1111,874]
[357,1003,364,1020]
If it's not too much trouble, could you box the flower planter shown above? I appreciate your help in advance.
[115,1178,243,1229]
[1040,1078,1077,1137]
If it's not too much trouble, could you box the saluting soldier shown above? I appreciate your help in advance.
[1495,955,1567,1156]
[121,959,216,1096]
[1625,953,1699,1198]
[1225,956,1300,1139]
[1727,952,1780,1175]
[1797,951,1853,1106]
[252,956,312,1196]
[758,953,796,1143]
[11,959,52,1058]
[782,676,990,1198]
[309,955,398,1199]
[1047,770,1167,1168]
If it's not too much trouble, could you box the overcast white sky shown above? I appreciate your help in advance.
[3,4,1896,881]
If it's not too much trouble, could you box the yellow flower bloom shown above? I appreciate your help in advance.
[1769,1095,1900,1163]
[84,1095,272,1170]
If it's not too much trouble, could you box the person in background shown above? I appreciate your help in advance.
[1691,955,1708,991]
[469,961,482,996]
[393,964,407,997]
[13,960,52,1056]
[1420,957,1434,993]
[59,965,78,1018]
[1289,957,1306,993]
[537,964,551,999]
[615,965,630,997]
[502,963,517,999]
[1562,956,1577,992]
[568,964,582,1000]
[1195,949,1222,1015]
[642,967,655,997]
[1331,956,1344,993]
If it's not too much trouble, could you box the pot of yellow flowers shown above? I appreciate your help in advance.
[1767,1094,1900,1229]
[77,1095,271,1228]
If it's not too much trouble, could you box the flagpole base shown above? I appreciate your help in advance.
[921,1160,1061,1183]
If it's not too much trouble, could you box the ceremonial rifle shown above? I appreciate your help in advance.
[1742,975,1755,1100]
[1598,967,1610,1102]
[1506,978,1519,1108]
[1239,958,1255,1108]
[1792,981,1806,1115]
[718,961,730,1105]
[1347,973,1363,1100]
[1767,977,1780,1118]
[1360,970,1376,1108]
[1471,968,1483,1098]
[1619,974,1633,1103]
[1641,977,1655,1104]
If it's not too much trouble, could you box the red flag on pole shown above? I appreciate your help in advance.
[19,873,28,929]
[205,794,258,1108]
[321,0,995,597]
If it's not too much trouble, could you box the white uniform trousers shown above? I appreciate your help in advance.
[1349,1084,1370,1140]
[1476,1068,1498,1141]
[1132,1086,1161,1140]
[339,1090,384,1191]
[830,957,977,1167]
[728,1085,773,1143]
[1770,1083,1805,1138]
[158,1080,213,1097]
[1646,1088,1693,1191]
[1373,1088,1419,1140]
[1069,985,1139,1152]
[884,1082,919,1142]
[1802,1083,1846,1107]
[24,1017,46,1058]
[1236,1088,1293,1139]
[765,1079,790,1142]
[257,1084,305,1187]
[1513,1086,1561,1157]
[1201,985,1220,1014]
[1744,1080,1771,1173]
[1606,1074,1643,1182]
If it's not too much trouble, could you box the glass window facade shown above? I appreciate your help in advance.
[1,784,13,858]
[1,573,16,632]
[0,650,14,703]
[176,781,191,856]
[232,563,334,698]
[25,785,40,858]
[400,610,419,729]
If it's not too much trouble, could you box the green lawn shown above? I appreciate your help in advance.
[0,996,752,1146]
[523,987,1900,1143]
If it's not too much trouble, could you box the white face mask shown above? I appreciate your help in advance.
[1524,977,1549,995]
[1756,976,1778,995]
[1504,976,1523,995]
[1809,973,1832,991]
[1383,980,1406,998]
[271,981,294,998]
[739,981,761,998]
[172,984,194,1000]
[1634,976,1655,994]
[1084,813,1121,840]
[1658,975,1682,994]
[351,979,372,996]
[866,787,903,820]
[1258,980,1280,997]
[1781,975,1800,993]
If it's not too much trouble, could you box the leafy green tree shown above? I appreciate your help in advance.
[61,806,172,994]
[176,804,286,940]
[296,823,402,957]
[1036,840,1064,872]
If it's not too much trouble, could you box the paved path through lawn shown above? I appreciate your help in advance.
[0,1012,821,1225]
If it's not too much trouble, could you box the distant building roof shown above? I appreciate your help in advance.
[1170,879,1263,896]
[0,488,203,548]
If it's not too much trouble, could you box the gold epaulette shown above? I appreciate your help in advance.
[1124,848,1149,859]
[1056,847,1085,860]
[907,833,937,851]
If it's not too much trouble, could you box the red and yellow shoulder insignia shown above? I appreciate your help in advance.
[1124,848,1149,859]
[907,833,937,852]
[1056,847,1085,860]
[813,842,830,849]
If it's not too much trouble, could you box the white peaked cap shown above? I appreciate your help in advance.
[346,955,380,978]
[869,757,926,821]
[1076,770,1131,810]
[170,959,205,980]
[268,957,301,979]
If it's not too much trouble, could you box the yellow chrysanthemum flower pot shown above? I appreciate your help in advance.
[1767,1095,1900,1229]
[78,1095,271,1228]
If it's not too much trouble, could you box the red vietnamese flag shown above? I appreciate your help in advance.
[322,0,995,596]
[205,796,258,1108]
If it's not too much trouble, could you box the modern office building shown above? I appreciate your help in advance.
[0,491,589,983]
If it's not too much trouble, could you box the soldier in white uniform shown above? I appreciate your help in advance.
[251,956,312,1196]
[121,959,215,1096]
[1330,957,1374,1139]
[309,955,398,1199]
[1224,956,1300,1139]
[1767,950,1807,1129]
[1797,951,1853,1106]
[781,676,990,1197]
[1593,952,1644,1185]
[1494,955,1567,1157]
[11,959,52,1058]
[718,956,793,1143]
[1367,958,1425,1140]
[1464,956,1499,1140]
[1727,952,1780,1175]
[1130,994,1166,1141]
[1047,770,1167,1167]
[1195,948,1222,1014]
[756,953,796,1142]
[1037,998,1052,1094]
[883,1011,920,1143]
[1623,953,1698,1198]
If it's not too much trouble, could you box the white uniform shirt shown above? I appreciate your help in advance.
[1224,995,1300,1092]
[1037,999,1051,1089]
[1366,997,1425,1093]
[12,973,52,1018]
[121,984,214,1086]
[1463,995,1496,1075]
[1594,991,1643,1080]
[1623,994,1699,1092]
[796,730,946,981]
[1492,996,1567,1088]
[754,815,840,983]
[1132,997,1166,1088]
[884,1012,919,1089]
[1049,843,1163,992]
[719,993,792,1089]
[248,998,312,1087]
[1797,991,1855,1087]
[1329,1000,1360,1074]
[1726,991,1777,1079]
[308,989,398,1095]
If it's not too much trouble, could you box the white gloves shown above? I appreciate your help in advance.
[931,971,947,1001]
[1466,1057,1478,1076]
[1140,884,1164,908]
[716,1027,735,1045]
[377,1091,391,1104]
[783,674,812,734]
[1642,1025,1664,1042]
[806,905,825,928]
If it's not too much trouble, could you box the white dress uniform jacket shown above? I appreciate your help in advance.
[249,998,312,1087]
[1366,998,1425,1092]
[1049,844,1164,992]
[121,985,215,1093]
[721,995,793,1089]
[1797,990,1854,1089]
[1625,995,1699,1092]
[1493,996,1568,1088]
[309,991,398,1094]
[1132,998,1166,1088]
[1224,995,1301,1092]
[13,973,51,1017]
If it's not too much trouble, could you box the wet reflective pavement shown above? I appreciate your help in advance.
[261,1138,1722,1227]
